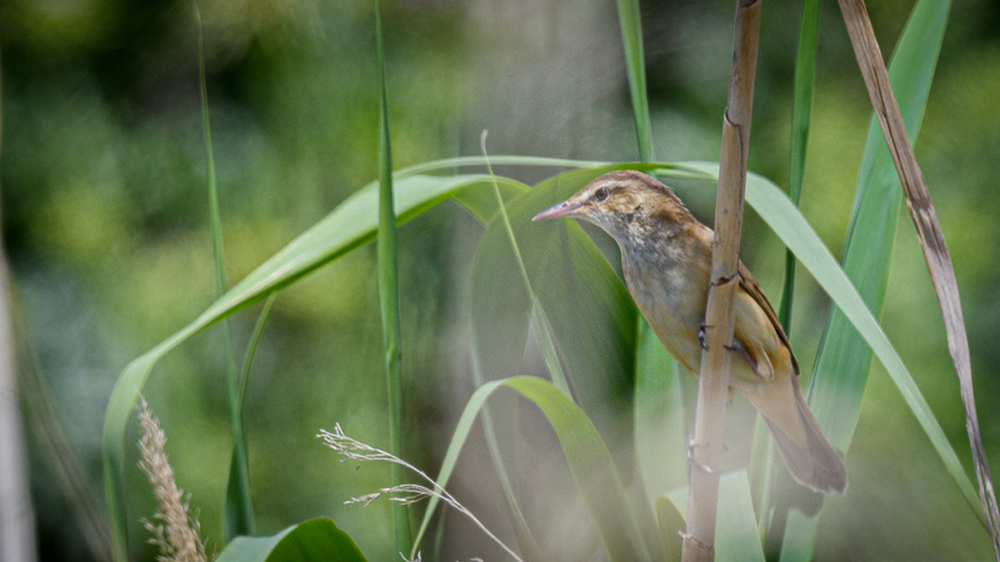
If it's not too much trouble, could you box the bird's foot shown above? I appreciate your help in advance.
[698,323,711,351]
[725,338,758,372]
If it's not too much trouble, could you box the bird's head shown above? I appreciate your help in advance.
[532,170,695,245]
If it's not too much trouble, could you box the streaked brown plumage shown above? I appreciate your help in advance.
[533,170,847,494]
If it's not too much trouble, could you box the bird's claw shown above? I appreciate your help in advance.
[709,270,743,288]
[698,323,711,351]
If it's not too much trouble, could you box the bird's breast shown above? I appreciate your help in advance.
[621,246,710,374]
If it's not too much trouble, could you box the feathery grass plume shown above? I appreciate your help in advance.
[318,424,523,562]
[136,396,211,562]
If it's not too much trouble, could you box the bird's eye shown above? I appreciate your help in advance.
[594,187,609,202]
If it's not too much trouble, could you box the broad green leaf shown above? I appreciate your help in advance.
[777,0,953,558]
[634,318,686,500]
[226,292,278,542]
[195,11,255,540]
[418,376,653,562]
[102,173,525,560]
[463,165,648,560]
[715,472,765,562]
[777,0,820,333]
[808,0,949,457]
[655,495,685,561]
[216,518,367,562]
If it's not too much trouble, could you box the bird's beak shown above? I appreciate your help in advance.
[532,199,586,221]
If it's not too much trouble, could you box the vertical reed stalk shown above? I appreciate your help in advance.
[682,1,761,560]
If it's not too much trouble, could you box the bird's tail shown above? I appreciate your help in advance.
[752,378,848,495]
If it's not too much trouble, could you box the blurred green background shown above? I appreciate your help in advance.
[2,0,999,560]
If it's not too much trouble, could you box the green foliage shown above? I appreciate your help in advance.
[216,518,367,562]
[416,376,653,562]
[7,0,996,560]
[101,173,523,559]
[373,0,410,552]
[776,0,953,556]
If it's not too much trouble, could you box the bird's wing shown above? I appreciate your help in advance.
[736,261,800,376]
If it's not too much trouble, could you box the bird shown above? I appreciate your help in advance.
[532,170,847,495]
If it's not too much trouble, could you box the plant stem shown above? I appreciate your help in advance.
[373,0,411,553]
[682,1,761,560]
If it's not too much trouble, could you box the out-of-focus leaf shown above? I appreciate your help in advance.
[634,319,686,500]
[417,376,653,562]
[215,518,366,562]
[655,495,685,561]
[102,173,524,560]
[715,472,765,562]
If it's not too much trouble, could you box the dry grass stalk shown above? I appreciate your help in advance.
[683,1,761,560]
[318,423,523,562]
[837,1,1000,559]
[136,396,210,562]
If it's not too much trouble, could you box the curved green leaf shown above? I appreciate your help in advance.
[102,174,526,560]
[419,376,652,562]
[216,518,367,562]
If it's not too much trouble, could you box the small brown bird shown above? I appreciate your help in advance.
[533,170,847,494]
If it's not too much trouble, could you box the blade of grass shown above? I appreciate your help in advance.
[373,0,410,552]
[777,0,819,334]
[481,132,572,397]
[615,0,653,162]
[773,1,951,557]
[224,292,277,544]
[837,0,1000,556]
[715,472,765,562]
[750,0,819,528]
[194,4,255,540]
[421,163,697,559]
[634,320,686,500]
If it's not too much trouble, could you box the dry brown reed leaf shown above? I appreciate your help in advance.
[837,1,1000,559]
